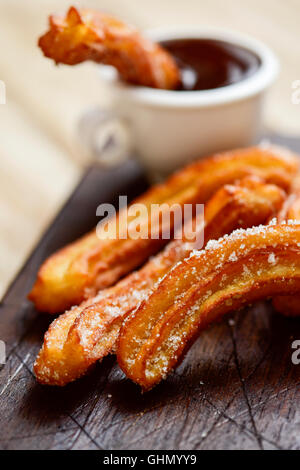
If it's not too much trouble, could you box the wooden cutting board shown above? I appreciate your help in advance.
[1,136,300,450]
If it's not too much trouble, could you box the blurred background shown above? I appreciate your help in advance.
[0,0,300,297]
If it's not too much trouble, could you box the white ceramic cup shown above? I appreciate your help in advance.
[78,28,279,177]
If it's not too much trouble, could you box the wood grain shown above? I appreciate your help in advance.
[0,139,300,450]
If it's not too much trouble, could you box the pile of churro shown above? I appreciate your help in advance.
[31,7,300,391]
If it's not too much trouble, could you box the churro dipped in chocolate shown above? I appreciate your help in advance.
[118,224,300,391]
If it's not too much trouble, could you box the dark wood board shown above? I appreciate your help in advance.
[1,137,300,451]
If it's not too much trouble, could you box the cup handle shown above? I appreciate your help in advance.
[77,106,132,166]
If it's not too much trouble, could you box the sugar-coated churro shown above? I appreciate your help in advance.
[29,146,299,313]
[273,176,300,317]
[118,224,300,391]
[34,177,285,385]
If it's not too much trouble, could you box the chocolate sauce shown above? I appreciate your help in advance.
[160,38,261,91]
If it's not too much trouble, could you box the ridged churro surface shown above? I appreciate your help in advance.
[118,224,300,391]
[34,177,285,385]
[29,146,299,313]
[273,176,300,316]
[38,6,180,89]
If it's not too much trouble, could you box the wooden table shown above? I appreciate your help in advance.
[0,136,299,450]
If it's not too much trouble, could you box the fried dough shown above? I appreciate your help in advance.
[28,146,299,313]
[118,224,300,390]
[34,177,285,385]
[38,6,180,89]
[273,176,300,316]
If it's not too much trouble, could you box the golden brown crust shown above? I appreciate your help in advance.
[28,145,299,313]
[38,6,180,90]
[34,177,285,385]
[117,224,300,391]
[272,175,300,316]
[275,174,300,224]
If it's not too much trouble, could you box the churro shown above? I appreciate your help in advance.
[29,146,299,313]
[273,176,300,316]
[38,6,180,89]
[118,224,300,391]
[34,177,284,385]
